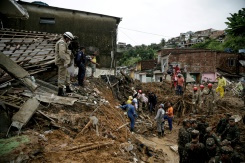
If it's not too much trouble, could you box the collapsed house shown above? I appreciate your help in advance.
[1,1,122,67]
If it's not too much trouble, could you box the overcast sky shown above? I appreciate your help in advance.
[23,0,244,46]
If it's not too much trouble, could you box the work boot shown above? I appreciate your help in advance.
[158,132,161,138]
[66,86,73,93]
[58,87,64,96]
[162,131,165,137]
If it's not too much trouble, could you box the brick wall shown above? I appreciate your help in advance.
[163,49,245,74]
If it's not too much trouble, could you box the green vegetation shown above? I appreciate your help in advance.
[118,41,163,66]
[192,8,245,52]
[225,8,245,37]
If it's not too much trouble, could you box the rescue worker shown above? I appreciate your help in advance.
[204,83,216,115]
[171,70,178,93]
[174,64,180,73]
[205,138,220,162]
[197,115,209,144]
[192,86,199,113]
[55,32,74,96]
[198,85,205,112]
[148,92,154,114]
[166,102,174,133]
[213,146,233,163]
[183,130,206,163]
[120,101,138,132]
[204,127,221,147]
[137,90,144,114]
[76,47,87,87]
[187,119,198,140]
[154,104,165,137]
[133,97,138,110]
[216,113,231,137]
[221,117,240,148]
[152,92,157,113]
[216,74,226,98]
[89,50,99,78]
[126,96,133,104]
[178,119,191,163]
[177,74,185,95]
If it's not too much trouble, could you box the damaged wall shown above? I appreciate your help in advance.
[1,1,121,67]
[162,49,245,74]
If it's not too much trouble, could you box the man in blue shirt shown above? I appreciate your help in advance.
[76,47,87,86]
[120,100,138,132]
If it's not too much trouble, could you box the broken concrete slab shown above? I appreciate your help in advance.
[0,52,38,91]
[6,97,39,136]
[22,91,78,106]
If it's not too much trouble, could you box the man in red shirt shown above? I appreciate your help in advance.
[166,102,174,133]
[177,74,185,95]
[174,65,180,73]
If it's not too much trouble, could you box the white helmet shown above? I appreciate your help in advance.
[63,32,74,40]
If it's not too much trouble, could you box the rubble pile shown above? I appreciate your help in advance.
[0,28,61,84]
[0,28,245,161]
[0,67,167,162]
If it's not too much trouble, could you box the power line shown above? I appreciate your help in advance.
[119,27,172,38]
[119,29,138,44]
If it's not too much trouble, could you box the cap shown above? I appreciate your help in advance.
[206,127,212,133]
[201,115,207,119]
[221,139,231,146]
[190,119,197,124]
[183,119,190,123]
[159,104,164,108]
[191,130,199,136]
[206,138,215,147]
[221,146,233,154]
[225,113,232,117]
[229,117,235,121]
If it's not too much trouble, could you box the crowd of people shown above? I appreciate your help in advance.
[119,89,174,136]
[178,113,241,163]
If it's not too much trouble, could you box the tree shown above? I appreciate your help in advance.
[160,38,166,47]
[225,8,245,36]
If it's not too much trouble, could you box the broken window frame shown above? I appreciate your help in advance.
[227,58,236,67]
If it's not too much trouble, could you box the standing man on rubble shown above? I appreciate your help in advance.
[198,85,205,112]
[55,32,74,96]
[196,116,209,144]
[154,104,165,137]
[178,119,191,163]
[166,102,174,134]
[216,74,227,98]
[221,117,240,148]
[177,74,184,95]
[192,86,199,113]
[120,100,138,132]
[183,130,206,163]
[76,47,87,87]
[216,113,231,137]
[205,83,216,115]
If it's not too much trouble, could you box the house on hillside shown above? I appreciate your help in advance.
[129,59,163,83]
[0,1,122,67]
[159,49,245,83]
